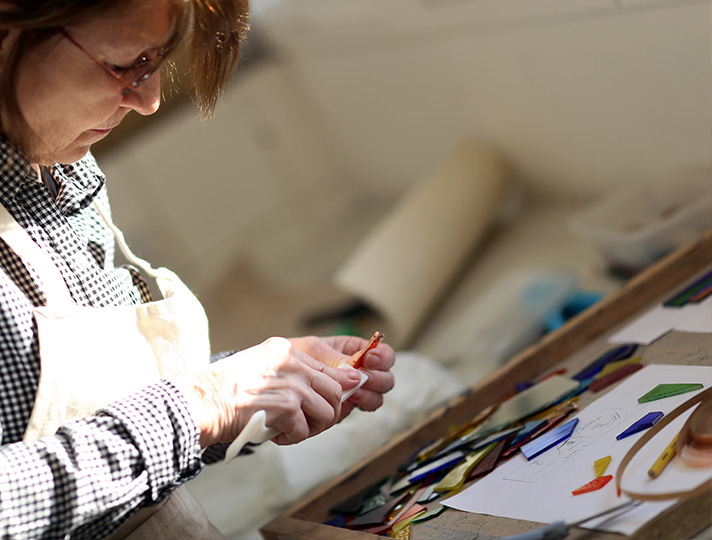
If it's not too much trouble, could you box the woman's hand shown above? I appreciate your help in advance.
[174,337,364,448]
[288,334,396,420]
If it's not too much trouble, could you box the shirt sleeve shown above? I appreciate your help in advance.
[0,380,203,540]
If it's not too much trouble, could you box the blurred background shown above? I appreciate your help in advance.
[94,0,710,356]
[91,1,711,536]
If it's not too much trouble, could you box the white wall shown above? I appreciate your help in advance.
[259,0,711,198]
[98,0,712,296]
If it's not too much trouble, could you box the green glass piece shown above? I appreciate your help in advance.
[412,504,446,524]
[637,383,704,403]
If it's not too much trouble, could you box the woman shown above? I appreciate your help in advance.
[0,1,396,539]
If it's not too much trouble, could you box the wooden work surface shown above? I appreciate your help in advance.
[261,230,712,540]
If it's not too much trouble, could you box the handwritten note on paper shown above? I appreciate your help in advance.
[441,365,712,536]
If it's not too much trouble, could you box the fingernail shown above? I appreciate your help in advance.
[338,363,363,381]
[366,354,380,369]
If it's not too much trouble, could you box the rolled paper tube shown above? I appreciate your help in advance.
[334,141,508,347]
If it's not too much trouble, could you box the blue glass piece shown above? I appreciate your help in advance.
[615,411,664,441]
[406,450,466,483]
[572,344,638,381]
[509,419,548,447]
[521,418,579,460]
[429,425,522,463]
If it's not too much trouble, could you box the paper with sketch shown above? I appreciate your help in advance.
[609,297,712,345]
[334,142,508,348]
[442,364,712,536]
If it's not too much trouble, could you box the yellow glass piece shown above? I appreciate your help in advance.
[595,455,612,478]
[390,511,423,537]
[596,357,642,379]
[389,523,412,539]
[527,397,579,422]
[414,405,496,463]
[434,443,496,492]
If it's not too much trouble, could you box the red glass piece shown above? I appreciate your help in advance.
[572,474,613,495]
[589,363,644,393]
[350,331,384,369]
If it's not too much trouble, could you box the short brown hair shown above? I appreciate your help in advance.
[0,0,249,154]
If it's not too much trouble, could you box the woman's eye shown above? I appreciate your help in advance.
[113,55,151,74]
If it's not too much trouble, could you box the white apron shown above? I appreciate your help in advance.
[0,201,225,539]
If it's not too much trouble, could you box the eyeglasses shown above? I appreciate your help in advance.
[56,27,167,96]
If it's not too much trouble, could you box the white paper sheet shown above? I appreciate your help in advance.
[609,297,712,345]
[674,296,712,334]
[442,364,712,536]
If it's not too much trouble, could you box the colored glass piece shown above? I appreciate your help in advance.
[468,438,508,479]
[477,376,580,436]
[616,411,664,440]
[405,450,466,484]
[390,504,426,534]
[350,331,384,369]
[417,485,436,504]
[347,492,408,528]
[355,486,428,535]
[572,344,638,381]
[509,419,548,447]
[430,425,521,462]
[526,397,579,422]
[597,356,642,379]
[664,270,712,307]
[572,474,613,495]
[434,443,494,492]
[589,363,644,393]
[521,418,579,460]
[412,504,446,524]
[502,413,570,459]
[637,383,704,403]
[594,456,612,478]
[390,524,413,539]
[330,477,392,515]
[689,282,712,303]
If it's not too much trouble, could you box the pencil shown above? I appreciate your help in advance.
[648,432,679,479]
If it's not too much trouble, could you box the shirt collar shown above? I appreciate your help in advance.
[0,137,37,205]
[50,153,106,215]
[0,137,105,215]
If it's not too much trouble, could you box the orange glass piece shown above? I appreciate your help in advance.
[572,474,613,495]
[350,331,385,369]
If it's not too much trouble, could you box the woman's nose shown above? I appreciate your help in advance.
[122,72,161,116]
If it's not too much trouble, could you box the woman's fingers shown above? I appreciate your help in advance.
[174,334,393,449]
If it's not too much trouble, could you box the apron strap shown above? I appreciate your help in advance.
[0,202,75,310]
[92,201,173,282]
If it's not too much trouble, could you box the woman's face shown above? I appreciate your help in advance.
[2,0,174,165]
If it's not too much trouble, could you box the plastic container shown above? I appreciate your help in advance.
[445,268,579,366]
[571,174,712,274]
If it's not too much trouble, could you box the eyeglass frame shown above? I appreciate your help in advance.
[55,27,166,96]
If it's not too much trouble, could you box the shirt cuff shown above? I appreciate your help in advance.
[98,380,203,503]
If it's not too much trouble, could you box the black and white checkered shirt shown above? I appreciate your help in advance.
[0,138,206,539]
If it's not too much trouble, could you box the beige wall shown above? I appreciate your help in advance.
[98,0,711,297]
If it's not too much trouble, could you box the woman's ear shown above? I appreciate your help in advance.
[0,27,20,71]
[0,26,15,53]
